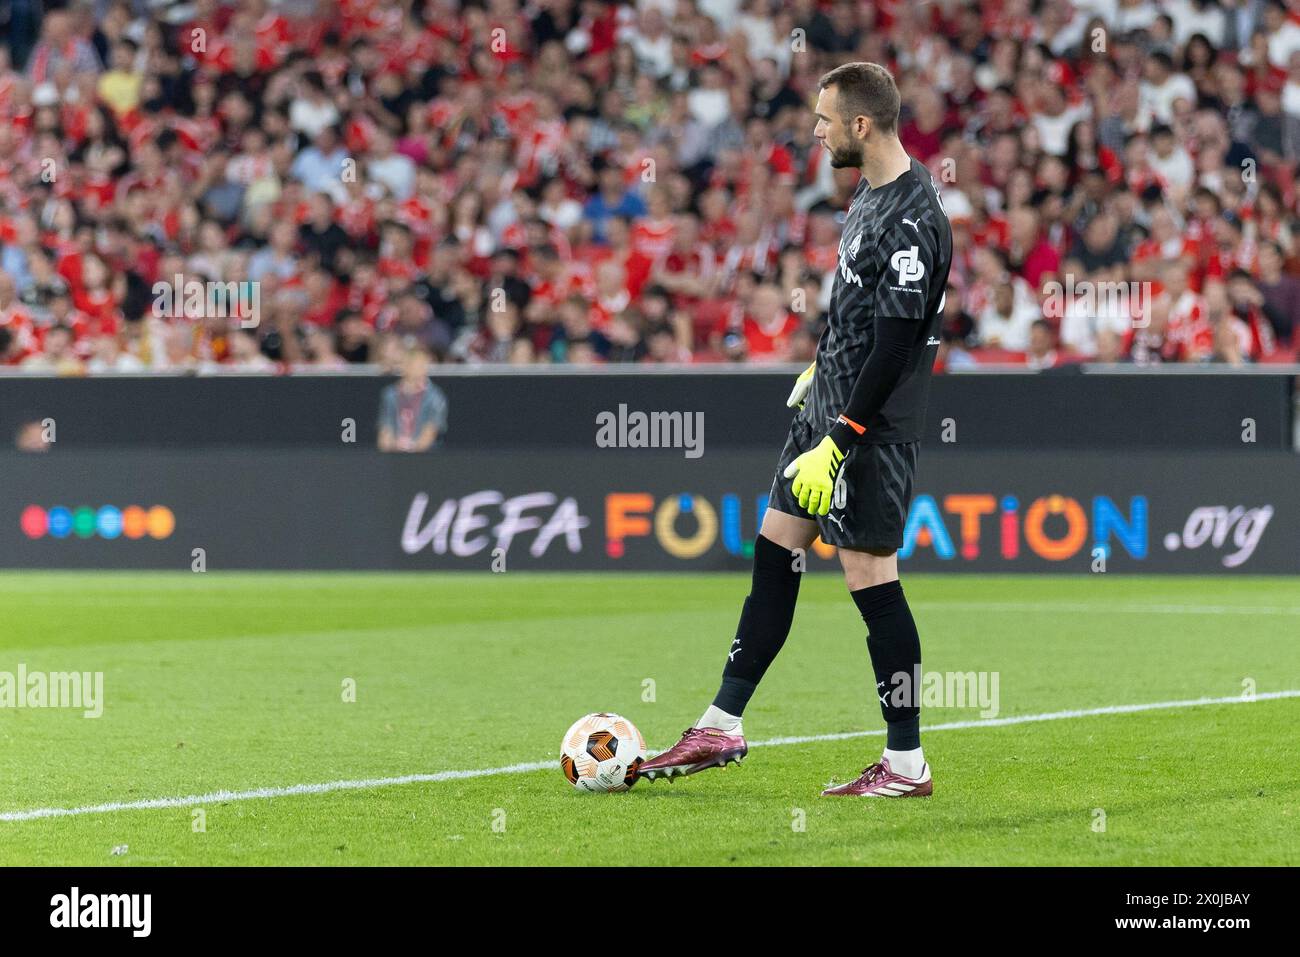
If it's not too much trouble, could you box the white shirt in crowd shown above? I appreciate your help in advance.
[1267,18,1300,68]
[687,87,730,128]
[289,98,341,140]
[368,152,415,202]
[1284,77,1300,120]
[1164,0,1228,47]
[1150,145,1195,190]
[1139,72,1197,125]
[976,278,1041,352]
[1110,0,1160,35]
[626,29,673,78]
[1060,294,1134,356]
[1034,102,1092,156]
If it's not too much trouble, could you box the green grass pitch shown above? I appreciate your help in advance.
[1,571,1297,866]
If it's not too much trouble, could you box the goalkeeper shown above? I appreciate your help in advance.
[637,62,952,798]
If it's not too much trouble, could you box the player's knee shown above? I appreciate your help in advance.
[839,548,898,591]
[759,509,818,553]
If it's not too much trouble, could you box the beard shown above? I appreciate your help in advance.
[827,140,865,169]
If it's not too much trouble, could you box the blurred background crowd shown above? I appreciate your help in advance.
[0,0,1299,374]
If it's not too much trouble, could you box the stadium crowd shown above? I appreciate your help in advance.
[0,0,1299,374]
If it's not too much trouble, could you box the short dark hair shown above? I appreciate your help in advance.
[818,62,900,134]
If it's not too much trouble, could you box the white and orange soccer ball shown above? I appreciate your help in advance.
[560,712,646,792]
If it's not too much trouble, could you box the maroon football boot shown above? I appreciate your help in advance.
[821,757,932,797]
[636,727,748,781]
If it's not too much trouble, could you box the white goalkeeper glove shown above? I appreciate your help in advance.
[786,362,815,409]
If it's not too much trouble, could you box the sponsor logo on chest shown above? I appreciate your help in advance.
[837,231,863,287]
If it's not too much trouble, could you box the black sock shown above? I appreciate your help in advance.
[711,534,803,715]
[850,579,921,751]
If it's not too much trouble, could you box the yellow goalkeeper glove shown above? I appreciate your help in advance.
[786,361,815,409]
[782,435,845,517]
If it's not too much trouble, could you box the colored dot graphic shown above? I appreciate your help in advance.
[20,506,174,540]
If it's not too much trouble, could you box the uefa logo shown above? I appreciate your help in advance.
[20,505,175,540]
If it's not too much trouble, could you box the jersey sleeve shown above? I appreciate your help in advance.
[871,222,940,322]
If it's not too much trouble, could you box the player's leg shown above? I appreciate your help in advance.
[819,442,931,797]
[824,547,930,794]
[639,420,819,781]
[842,548,923,770]
[638,508,816,780]
[698,506,817,731]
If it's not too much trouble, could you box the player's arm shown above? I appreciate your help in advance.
[782,317,923,514]
[824,315,921,449]
[785,225,936,515]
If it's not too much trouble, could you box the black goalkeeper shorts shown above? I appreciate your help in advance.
[766,417,919,552]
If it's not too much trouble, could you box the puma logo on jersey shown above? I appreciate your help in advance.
[838,233,864,287]
[927,336,940,345]
[902,218,919,230]
[890,246,925,284]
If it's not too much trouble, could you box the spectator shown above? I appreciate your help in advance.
[299,194,350,275]
[25,9,99,82]
[1094,327,1128,363]
[289,72,341,141]
[97,40,141,118]
[290,126,350,202]
[86,333,145,374]
[1149,124,1195,191]
[225,329,275,372]
[366,129,416,202]
[14,418,52,452]
[1256,241,1300,344]
[377,346,448,453]
[21,324,83,375]
[0,0,1293,374]
[1140,51,1197,125]
[978,280,1040,352]
[582,165,648,245]
[1026,319,1062,370]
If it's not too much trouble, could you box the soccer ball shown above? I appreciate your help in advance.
[560,712,646,792]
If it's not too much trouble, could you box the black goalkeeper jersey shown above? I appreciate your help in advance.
[796,157,953,444]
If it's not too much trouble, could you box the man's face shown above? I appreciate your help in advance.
[403,351,429,381]
[47,329,71,356]
[813,86,865,169]
[1086,214,1115,250]
[1163,265,1187,297]
[1096,330,1121,361]
[1259,245,1282,274]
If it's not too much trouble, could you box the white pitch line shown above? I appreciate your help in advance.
[749,690,1300,745]
[2,691,1297,823]
[0,761,557,823]
[911,601,1300,617]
